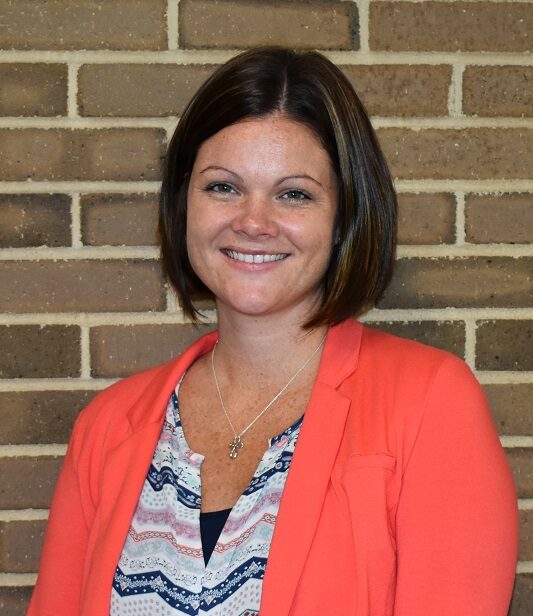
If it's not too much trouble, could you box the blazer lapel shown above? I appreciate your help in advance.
[261,320,362,615]
[82,330,219,615]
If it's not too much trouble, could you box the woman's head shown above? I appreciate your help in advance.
[159,47,397,327]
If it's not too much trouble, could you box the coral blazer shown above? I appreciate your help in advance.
[28,320,518,615]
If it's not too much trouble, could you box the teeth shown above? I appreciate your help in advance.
[226,250,287,264]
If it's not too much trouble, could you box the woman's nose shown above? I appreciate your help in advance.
[230,195,279,238]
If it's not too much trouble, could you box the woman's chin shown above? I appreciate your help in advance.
[215,292,318,322]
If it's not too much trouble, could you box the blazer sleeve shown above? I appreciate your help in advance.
[394,355,518,615]
[27,415,94,616]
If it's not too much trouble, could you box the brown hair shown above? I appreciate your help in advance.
[159,47,397,327]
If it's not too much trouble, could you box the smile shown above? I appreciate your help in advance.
[223,250,289,264]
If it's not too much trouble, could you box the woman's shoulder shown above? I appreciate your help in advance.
[359,323,469,378]
[355,323,482,416]
[71,360,177,441]
[74,328,218,434]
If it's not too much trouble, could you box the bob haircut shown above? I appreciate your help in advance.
[159,47,397,328]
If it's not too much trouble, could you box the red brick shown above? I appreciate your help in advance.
[380,258,533,310]
[90,323,215,378]
[0,129,165,181]
[81,194,158,246]
[0,391,96,444]
[397,193,455,245]
[0,520,45,573]
[485,384,533,436]
[476,321,533,371]
[179,0,358,50]
[507,448,533,498]
[465,193,533,244]
[378,128,533,180]
[464,66,533,118]
[0,194,71,248]
[0,457,62,508]
[0,260,165,313]
[0,64,67,116]
[0,0,166,50]
[78,64,216,117]
[369,2,532,52]
[0,587,32,616]
[366,321,464,358]
[342,65,450,117]
[0,326,80,378]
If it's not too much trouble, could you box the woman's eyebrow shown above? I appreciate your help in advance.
[275,174,323,189]
[199,165,243,182]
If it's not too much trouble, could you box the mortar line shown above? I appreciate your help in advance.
[463,319,477,369]
[356,0,370,53]
[0,379,117,392]
[70,193,82,248]
[501,436,533,448]
[0,117,178,129]
[67,62,79,118]
[476,372,533,385]
[517,562,533,574]
[394,180,533,192]
[0,181,161,193]
[0,509,49,522]
[518,499,533,510]
[0,246,159,260]
[168,0,180,50]
[0,573,37,586]
[454,191,466,245]
[80,326,91,379]
[0,312,195,325]
[0,50,531,65]
[0,444,67,457]
[448,63,464,117]
[2,116,532,129]
[395,244,533,257]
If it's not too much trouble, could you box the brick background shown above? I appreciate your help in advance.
[0,194,71,247]
[0,0,531,613]
[179,0,359,50]
[80,193,159,246]
[0,64,67,117]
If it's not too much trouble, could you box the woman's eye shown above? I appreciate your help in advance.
[282,189,310,202]
[205,182,236,194]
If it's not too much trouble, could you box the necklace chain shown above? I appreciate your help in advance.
[211,333,327,459]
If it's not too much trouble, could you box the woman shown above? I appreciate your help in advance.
[29,48,517,615]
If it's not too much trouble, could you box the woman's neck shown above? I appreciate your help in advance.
[213,308,328,388]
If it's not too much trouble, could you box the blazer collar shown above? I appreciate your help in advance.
[261,319,362,615]
[316,318,362,388]
[126,329,219,431]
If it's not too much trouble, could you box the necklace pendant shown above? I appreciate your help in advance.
[229,435,244,459]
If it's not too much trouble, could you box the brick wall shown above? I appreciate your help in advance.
[0,1,531,613]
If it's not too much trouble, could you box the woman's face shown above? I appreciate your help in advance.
[186,114,338,323]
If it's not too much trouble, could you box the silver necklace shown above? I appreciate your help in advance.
[211,334,327,459]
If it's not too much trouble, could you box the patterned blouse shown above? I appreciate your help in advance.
[110,380,302,615]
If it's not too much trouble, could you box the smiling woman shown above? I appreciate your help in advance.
[185,115,338,322]
[28,48,517,616]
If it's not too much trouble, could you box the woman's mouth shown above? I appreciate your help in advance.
[222,249,289,264]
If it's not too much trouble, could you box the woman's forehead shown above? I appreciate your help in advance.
[192,115,336,185]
